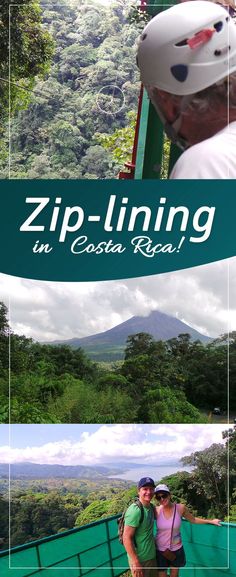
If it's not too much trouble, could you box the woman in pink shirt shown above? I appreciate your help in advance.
[154,484,221,577]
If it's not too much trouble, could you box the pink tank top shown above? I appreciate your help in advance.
[155,503,182,552]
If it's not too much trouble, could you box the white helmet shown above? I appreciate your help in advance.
[137,1,236,95]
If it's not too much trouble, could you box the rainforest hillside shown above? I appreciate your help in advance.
[1,0,144,179]
[0,302,235,424]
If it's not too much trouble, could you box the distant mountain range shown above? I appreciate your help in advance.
[0,462,124,479]
[48,310,212,361]
[0,461,181,480]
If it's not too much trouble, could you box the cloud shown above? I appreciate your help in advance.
[0,424,227,466]
[0,258,235,342]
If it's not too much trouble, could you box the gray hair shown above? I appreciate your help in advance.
[185,72,236,112]
[148,71,236,118]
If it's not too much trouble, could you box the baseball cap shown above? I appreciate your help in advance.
[138,477,155,489]
[154,483,170,493]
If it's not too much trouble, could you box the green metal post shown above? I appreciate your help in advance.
[135,0,182,179]
[135,91,164,179]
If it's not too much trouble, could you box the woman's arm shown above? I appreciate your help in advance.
[181,504,221,526]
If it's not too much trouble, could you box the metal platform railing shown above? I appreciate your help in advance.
[0,515,236,577]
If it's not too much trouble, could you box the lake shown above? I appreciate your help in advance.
[108,464,192,483]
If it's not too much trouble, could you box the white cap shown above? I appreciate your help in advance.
[137,1,236,95]
[154,484,170,493]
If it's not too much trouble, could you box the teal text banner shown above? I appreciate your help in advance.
[0,179,235,281]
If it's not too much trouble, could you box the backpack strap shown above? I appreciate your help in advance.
[120,499,154,547]
[133,499,144,547]
[135,499,155,525]
[134,498,144,526]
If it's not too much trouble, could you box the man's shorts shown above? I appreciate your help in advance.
[156,546,186,569]
[130,558,158,577]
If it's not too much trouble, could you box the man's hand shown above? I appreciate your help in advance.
[130,560,144,577]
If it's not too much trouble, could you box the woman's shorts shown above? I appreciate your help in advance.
[156,546,186,569]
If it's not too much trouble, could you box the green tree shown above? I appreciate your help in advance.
[7,0,140,178]
[95,110,136,170]
[223,425,236,450]
[0,302,9,373]
[0,494,8,550]
[0,302,9,335]
[43,372,136,424]
[146,385,203,424]
[0,1,54,122]
[124,332,155,360]
[181,443,228,517]
[96,373,129,392]
[75,499,112,526]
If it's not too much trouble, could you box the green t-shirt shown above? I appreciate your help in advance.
[124,502,156,563]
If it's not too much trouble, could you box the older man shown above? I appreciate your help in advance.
[123,477,158,577]
[137,1,236,178]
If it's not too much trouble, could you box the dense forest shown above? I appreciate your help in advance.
[0,0,54,169]
[0,0,146,179]
[0,427,235,549]
[0,301,235,424]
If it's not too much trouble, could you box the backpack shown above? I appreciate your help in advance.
[118,499,154,545]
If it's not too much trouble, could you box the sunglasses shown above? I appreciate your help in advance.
[156,493,169,501]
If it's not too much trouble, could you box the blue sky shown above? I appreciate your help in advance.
[0,424,99,448]
[0,424,228,466]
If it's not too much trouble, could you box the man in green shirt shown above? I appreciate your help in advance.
[123,477,158,577]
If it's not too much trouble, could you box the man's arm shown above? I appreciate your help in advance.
[123,525,144,577]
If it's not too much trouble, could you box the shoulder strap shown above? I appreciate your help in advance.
[169,504,177,549]
[136,500,155,524]
[134,498,144,525]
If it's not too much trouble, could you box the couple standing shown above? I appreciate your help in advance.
[123,477,221,577]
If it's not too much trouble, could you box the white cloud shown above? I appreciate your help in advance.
[0,424,227,466]
[0,258,235,342]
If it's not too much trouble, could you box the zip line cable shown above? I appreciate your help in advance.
[0,76,57,99]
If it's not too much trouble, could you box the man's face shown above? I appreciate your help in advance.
[151,86,232,147]
[138,484,155,504]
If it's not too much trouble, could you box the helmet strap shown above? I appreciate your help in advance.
[164,94,194,150]
[149,92,194,151]
[164,116,189,151]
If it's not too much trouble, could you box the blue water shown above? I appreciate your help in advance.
[109,464,192,483]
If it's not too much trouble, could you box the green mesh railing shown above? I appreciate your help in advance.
[0,516,236,577]
[0,515,128,577]
[180,520,236,577]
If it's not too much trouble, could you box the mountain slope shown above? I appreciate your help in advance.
[0,462,123,479]
[48,310,211,361]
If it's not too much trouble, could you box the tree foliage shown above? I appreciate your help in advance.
[1,0,141,178]
[0,1,54,120]
[181,444,228,517]
[0,301,234,423]
[95,110,136,168]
